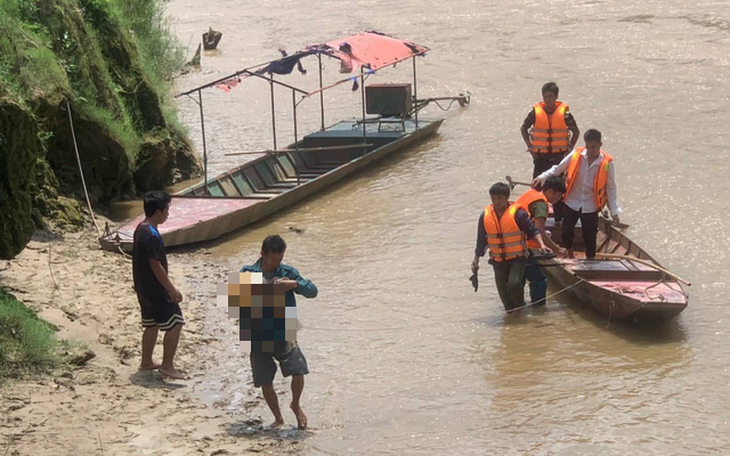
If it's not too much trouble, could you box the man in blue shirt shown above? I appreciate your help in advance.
[239,235,317,429]
[132,190,186,380]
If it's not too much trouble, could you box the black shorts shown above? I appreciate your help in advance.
[138,295,185,331]
[250,341,309,387]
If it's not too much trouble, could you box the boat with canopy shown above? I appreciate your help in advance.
[100,31,469,253]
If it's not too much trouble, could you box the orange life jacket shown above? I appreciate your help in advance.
[483,203,527,262]
[565,148,614,211]
[531,101,570,155]
[515,189,548,249]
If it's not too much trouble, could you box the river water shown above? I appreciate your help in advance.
[162,0,730,454]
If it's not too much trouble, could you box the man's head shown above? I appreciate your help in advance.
[541,82,560,110]
[541,176,566,204]
[143,190,171,224]
[260,235,287,272]
[489,182,511,211]
[583,129,603,158]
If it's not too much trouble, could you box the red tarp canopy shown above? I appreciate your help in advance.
[320,31,429,73]
[182,31,428,96]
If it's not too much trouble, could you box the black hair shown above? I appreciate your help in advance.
[489,182,511,198]
[262,235,287,253]
[542,82,559,97]
[584,128,602,142]
[143,190,171,217]
[542,176,566,194]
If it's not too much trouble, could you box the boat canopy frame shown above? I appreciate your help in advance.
[175,31,430,189]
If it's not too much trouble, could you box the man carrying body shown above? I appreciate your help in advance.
[239,235,317,429]
[133,190,186,379]
[532,129,621,259]
[515,177,567,306]
[471,183,551,312]
[521,82,580,178]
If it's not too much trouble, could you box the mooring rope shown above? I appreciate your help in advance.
[66,100,101,237]
[301,279,587,333]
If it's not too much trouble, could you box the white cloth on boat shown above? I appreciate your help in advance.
[536,148,622,216]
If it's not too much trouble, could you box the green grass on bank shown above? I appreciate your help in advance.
[0,0,187,135]
[0,288,58,382]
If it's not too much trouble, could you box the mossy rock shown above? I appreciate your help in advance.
[134,129,201,191]
[46,103,136,202]
[0,99,43,259]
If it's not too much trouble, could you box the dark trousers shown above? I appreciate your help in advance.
[532,153,565,178]
[524,258,547,305]
[492,259,526,311]
[562,206,599,258]
[533,153,566,221]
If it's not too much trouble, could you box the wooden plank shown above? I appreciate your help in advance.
[220,178,241,197]
[207,184,224,197]
[232,173,253,196]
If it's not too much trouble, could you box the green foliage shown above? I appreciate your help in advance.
[0,289,58,382]
[79,101,140,159]
[116,0,186,82]
[0,0,39,21]
[0,0,200,258]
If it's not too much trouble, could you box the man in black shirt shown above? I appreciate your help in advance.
[133,191,186,379]
[520,82,580,178]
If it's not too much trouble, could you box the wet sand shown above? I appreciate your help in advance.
[0,223,305,455]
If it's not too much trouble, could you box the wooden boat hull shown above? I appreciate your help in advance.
[541,217,688,321]
[100,118,443,253]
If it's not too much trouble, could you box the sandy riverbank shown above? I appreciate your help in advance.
[0,223,305,455]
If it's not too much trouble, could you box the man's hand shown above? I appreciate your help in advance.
[555,247,567,257]
[275,278,299,291]
[540,245,553,255]
[170,288,183,303]
[471,256,480,274]
[531,177,543,190]
[612,214,620,223]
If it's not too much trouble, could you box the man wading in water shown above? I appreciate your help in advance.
[239,235,317,429]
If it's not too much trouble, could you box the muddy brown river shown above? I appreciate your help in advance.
[143,1,730,453]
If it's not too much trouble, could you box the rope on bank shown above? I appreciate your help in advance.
[66,100,101,237]
[48,242,59,290]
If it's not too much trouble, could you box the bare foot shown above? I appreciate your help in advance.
[158,366,188,380]
[139,362,161,371]
[266,419,284,430]
[290,403,308,430]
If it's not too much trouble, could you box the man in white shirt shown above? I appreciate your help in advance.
[531,129,621,259]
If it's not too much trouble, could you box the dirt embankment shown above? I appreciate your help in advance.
[0,223,305,455]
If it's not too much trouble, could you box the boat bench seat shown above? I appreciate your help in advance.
[571,260,664,281]
[265,183,298,189]
[244,193,280,199]
[280,176,317,183]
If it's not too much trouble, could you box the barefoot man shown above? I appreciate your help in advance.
[239,235,317,429]
[132,190,186,379]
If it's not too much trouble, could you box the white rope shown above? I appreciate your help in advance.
[66,101,101,237]
[302,280,587,333]
[505,278,587,313]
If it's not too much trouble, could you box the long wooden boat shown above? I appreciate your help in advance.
[540,217,688,321]
[100,117,442,253]
[100,31,468,253]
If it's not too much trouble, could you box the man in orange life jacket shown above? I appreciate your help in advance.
[520,82,580,179]
[532,129,621,259]
[471,182,551,311]
[515,177,567,306]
